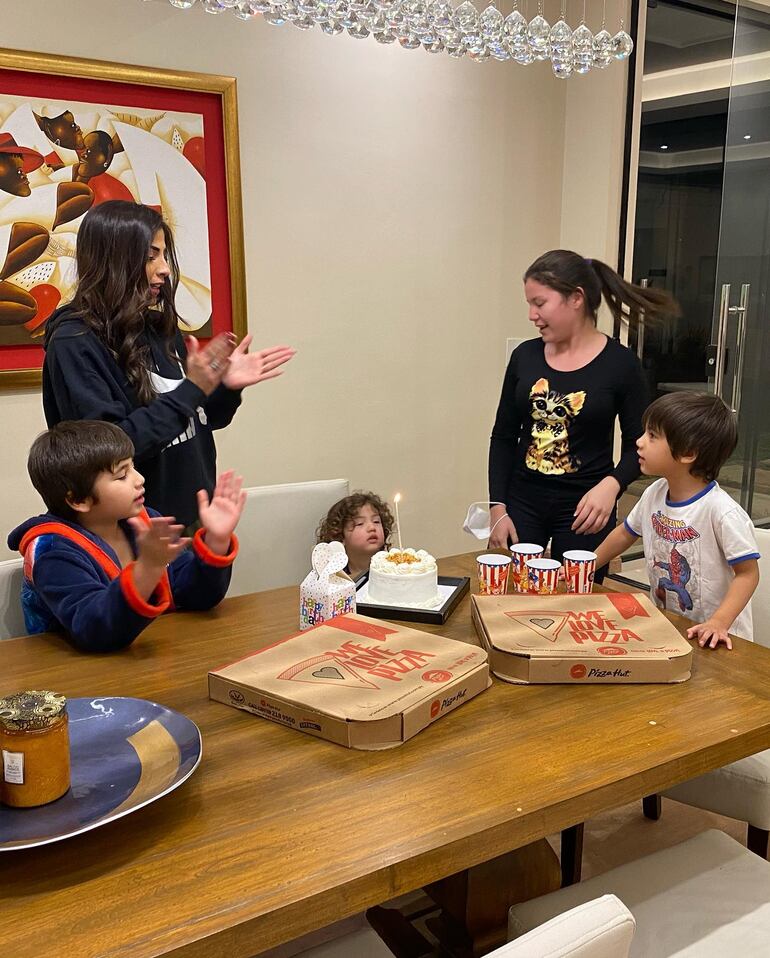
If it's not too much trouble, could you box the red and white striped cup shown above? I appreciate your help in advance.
[525,557,562,595]
[476,554,512,596]
[510,543,545,593]
[563,550,597,594]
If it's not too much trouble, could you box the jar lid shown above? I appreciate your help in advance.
[0,690,67,731]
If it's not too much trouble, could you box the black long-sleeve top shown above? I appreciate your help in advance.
[489,336,647,503]
[42,307,242,527]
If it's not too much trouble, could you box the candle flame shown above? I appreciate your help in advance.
[394,493,401,503]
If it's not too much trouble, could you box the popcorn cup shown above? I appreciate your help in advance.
[563,550,597,594]
[526,557,562,595]
[510,543,545,593]
[477,554,512,596]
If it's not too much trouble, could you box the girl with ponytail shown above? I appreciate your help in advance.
[488,249,679,579]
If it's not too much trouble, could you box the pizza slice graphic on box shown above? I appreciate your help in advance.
[504,611,571,644]
[277,653,379,689]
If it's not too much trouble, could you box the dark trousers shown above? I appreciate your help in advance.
[507,479,617,583]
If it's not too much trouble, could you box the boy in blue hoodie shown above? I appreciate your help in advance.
[8,420,244,652]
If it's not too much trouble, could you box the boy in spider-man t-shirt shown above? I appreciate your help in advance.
[594,392,759,649]
[8,420,243,652]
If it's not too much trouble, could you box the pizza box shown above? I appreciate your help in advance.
[208,613,490,749]
[470,591,692,684]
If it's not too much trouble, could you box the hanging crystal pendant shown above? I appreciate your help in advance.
[503,8,527,58]
[429,0,454,35]
[612,24,634,60]
[169,0,197,9]
[552,56,573,77]
[263,4,289,24]
[572,21,593,74]
[201,0,227,12]
[388,5,411,39]
[371,10,396,39]
[454,0,479,33]
[549,18,572,55]
[399,33,422,46]
[320,17,345,31]
[329,0,357,27]
[527,12,551,61]
[480,4,507,59]
[480,3,504,39]
[423,37,445,52]
[373,0,399,9]
[443,26,466,55]
[233,0,260,14]
[455,1,484,56]
[469,46,491,61]
[592,28,613,68]
[347,19,370,35]
[219,0,239,6]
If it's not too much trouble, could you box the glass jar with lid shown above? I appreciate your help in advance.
[0,690,71,807]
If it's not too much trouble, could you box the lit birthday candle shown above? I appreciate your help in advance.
[393,493,403,552]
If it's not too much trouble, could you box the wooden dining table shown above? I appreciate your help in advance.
[4,552,770,958]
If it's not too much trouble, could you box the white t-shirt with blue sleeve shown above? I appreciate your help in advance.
[625,479,759,641]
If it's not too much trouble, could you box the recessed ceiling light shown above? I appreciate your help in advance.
[744,134,752,140]
[660,144,669,150]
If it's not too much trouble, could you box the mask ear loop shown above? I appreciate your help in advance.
[488,511,509,538]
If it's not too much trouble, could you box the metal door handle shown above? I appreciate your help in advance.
[714,284,730,398]
[730,283,750,413]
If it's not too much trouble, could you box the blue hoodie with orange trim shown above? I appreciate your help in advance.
[7,509,237,653]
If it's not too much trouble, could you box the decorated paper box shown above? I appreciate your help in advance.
[208,613,490,749]
[299,542,356,631]
[471,591,692,684]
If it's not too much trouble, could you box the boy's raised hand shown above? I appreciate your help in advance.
[197,470,246,555]
[687,619,733,651]
[127,516,190,601]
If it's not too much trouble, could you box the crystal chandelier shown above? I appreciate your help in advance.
[159,0,633,76]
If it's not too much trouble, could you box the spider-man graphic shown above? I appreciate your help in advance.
[654,545,694,612]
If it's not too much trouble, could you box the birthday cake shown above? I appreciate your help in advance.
[367,548,441,608]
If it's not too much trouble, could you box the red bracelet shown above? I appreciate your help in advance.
[120,563,172,617]
[192,529,239,567]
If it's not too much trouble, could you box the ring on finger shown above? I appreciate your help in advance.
[210,359,220,371]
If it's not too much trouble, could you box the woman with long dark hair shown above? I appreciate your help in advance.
[43,200,294,527]
[488,249,678,580]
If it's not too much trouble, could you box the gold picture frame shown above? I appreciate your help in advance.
[0,46,245,390]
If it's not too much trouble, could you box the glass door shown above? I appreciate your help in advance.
[709,0,770,523]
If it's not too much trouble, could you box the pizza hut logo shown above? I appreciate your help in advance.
[570,664,587,679]
[423,670,452,683]
[430,700,441,717]
[597,646,628,656]
[229,689,245,704]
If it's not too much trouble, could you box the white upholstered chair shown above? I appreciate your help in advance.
[295,896,634,958]
[0,557,26,640]
[643,526,770,857]
[227,479,349,597]
[509,830,770,957]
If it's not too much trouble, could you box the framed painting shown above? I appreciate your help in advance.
[0,47,245,390]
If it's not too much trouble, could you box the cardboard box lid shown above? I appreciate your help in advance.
[209,613,488,723]
[471,592,692,661]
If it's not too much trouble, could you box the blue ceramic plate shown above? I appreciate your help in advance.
[0,697,201,851]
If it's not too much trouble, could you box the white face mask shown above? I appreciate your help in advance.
[462,501,506,540]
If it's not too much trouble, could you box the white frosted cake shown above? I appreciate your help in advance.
[367,548,441,608]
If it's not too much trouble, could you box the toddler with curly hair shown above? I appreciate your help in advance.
[316,492,394,579]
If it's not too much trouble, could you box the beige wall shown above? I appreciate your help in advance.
[0,0,627,562]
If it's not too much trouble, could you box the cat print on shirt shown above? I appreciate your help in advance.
[525,377,586,475]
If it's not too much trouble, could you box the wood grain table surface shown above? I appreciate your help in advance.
[3,552,770,958]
